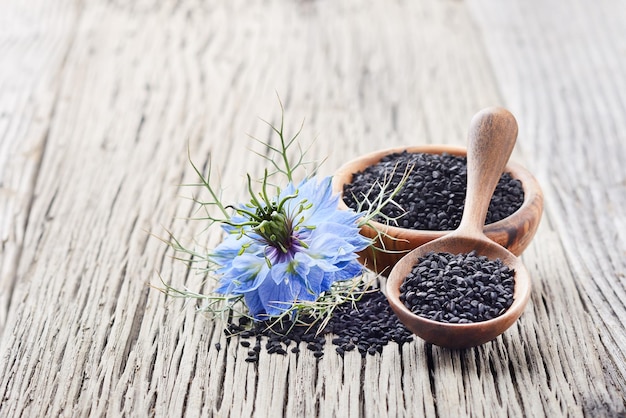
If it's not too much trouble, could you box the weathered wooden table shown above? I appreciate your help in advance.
[1,0,625,416]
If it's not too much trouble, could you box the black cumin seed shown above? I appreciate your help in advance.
[342,152,524,231]
[223,290,414,360]
[400,251,515,323]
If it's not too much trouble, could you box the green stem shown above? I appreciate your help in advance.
[188,149,230,219]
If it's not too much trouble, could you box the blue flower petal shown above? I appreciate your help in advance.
[213,252,270,295]
[243,291,267,320]
[320,259,365,290]
[256,277,301,316]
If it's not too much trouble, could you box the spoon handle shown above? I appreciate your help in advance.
[458,107,518,237]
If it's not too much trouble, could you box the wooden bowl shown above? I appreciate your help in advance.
[385,239,532,349]
[331,145,543,274]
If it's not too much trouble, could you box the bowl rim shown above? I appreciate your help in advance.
[332,144,542,237]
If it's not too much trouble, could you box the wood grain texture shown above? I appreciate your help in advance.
[0,0,80,334]
[0,0,624,417]
[468,0,626,395]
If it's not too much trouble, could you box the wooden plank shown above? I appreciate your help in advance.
[0,0,624,417]
[469,0,626,392]
[0,0,79,334]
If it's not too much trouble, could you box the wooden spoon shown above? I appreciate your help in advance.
[385,107,532,349]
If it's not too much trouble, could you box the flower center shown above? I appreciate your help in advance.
[255,209,294,255]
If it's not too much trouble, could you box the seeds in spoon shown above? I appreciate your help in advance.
[399,251,515,323]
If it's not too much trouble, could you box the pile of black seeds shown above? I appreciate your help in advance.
[399,251,515,323]
[221,290,413,363]
[342,151,524,230]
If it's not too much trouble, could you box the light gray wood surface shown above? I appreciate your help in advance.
[1,0,624,416]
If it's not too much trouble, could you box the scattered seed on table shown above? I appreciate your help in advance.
[342,152,524,230]
[399,251,515,323]
[225,290,414,363]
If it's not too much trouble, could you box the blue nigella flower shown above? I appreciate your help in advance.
[211,176,370,319]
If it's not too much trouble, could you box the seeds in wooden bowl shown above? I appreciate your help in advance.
[399,251,515,323]
[342,151,524,230]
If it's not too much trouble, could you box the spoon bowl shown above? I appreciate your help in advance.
[385,107,532,349]
[386,235,531,349]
